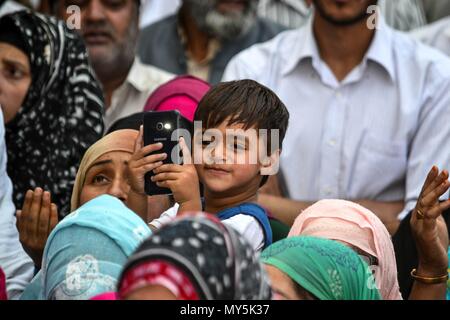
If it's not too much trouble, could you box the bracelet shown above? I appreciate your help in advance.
[410,268,449,284]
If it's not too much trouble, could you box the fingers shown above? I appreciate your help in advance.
[420,180,450,209]
[426,199,450,220]
[16,210,24,240]
[155,180,172,189]
[131,143,164,163]
[421,169,449,202]
[153,164,183,175]
[180,137,192,165]
[28,188,43,239]
[49,204,58,234]
[21,189,34,218]
[131,152,167,169]
[151,172,179,182]
[419,166,438,196]
[37,191,51,241]
[134,125,144,153]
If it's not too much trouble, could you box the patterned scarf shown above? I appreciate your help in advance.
[118,213,272,300]
[1,11,104,216]
[261,236,382,300]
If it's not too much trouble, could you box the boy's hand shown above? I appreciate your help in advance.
[129,126,167,195]
[410,166,450,277]
[16,188,58,268]
[152,137,201,213]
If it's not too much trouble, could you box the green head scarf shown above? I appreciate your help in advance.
[261,236,381,300]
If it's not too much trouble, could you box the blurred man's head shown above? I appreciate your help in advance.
[53,0,140,78]
[308,0,378,26]
[183,0,259,41]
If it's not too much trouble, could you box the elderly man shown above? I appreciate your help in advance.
[50,0,173,129]
[223,0,450,234]
[137,0,285,84]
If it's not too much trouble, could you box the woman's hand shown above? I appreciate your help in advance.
[16,188,58,268]
[410,166,450,276]
[152,137,201,214]
[128,126,167,195]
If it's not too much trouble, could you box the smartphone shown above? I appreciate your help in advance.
[143,110,193,196]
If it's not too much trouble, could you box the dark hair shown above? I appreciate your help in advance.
[106,112,143,135]
[194,80,289,186]
[194,80,289,151]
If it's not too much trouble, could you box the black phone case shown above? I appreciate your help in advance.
[143,110,193,196]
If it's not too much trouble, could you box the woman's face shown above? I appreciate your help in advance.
[0,42,31,123]
[264,264,316,300]
[79,150,132,208]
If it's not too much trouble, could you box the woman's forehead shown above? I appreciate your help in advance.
[96,150,133,162]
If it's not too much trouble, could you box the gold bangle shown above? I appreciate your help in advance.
[410,269,449,284]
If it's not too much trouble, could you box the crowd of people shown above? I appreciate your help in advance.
[0,0,449,301]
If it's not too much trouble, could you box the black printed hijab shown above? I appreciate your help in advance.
[118,213,272,300]
[0,11,104,216]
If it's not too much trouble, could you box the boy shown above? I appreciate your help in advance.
[129,80,289,250]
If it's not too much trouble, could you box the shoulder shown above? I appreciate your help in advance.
[392,29,450,81]
[138,15,178,50]
[140,15,178,36]
[222,215,264,251]
[252,18,288,39]
[136,60,175,84]
[224,28,300,81]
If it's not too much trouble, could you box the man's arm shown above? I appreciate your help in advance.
[258,193,404,230]
[354,200,404,234]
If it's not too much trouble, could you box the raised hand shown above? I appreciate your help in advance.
[16,188,58,268]
[128,126,167,195]
[152,137,201,213]
[410,166,450,276]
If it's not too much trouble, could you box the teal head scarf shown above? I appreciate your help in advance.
[21,195,151,300]
[261,236,381,300]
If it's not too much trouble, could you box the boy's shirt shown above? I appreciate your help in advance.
[149,203,265,251]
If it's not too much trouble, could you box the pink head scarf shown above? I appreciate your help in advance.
[143,75,211,122]
[288,199,402,300]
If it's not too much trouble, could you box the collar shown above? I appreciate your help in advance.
[126,57,150,92]
[282,14,396,82]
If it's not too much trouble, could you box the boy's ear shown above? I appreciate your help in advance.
[260,149,281,176]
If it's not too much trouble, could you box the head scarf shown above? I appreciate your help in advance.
[143,75,211,122]
[118,213,272,300]
[40,195,151,300]
[70,129,138,212]
[0,11,104,216]
[288,199,402,300]
[261,236,381,300]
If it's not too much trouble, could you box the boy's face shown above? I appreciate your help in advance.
[193,120,267,196]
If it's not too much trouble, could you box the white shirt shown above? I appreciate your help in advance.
[223,16,450,220]
[411,16,450,57]
[150,204,265,251]
[104,58,174,130]
[0,1,25,17]
[139,0,181,29]
[0,109,34,299]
